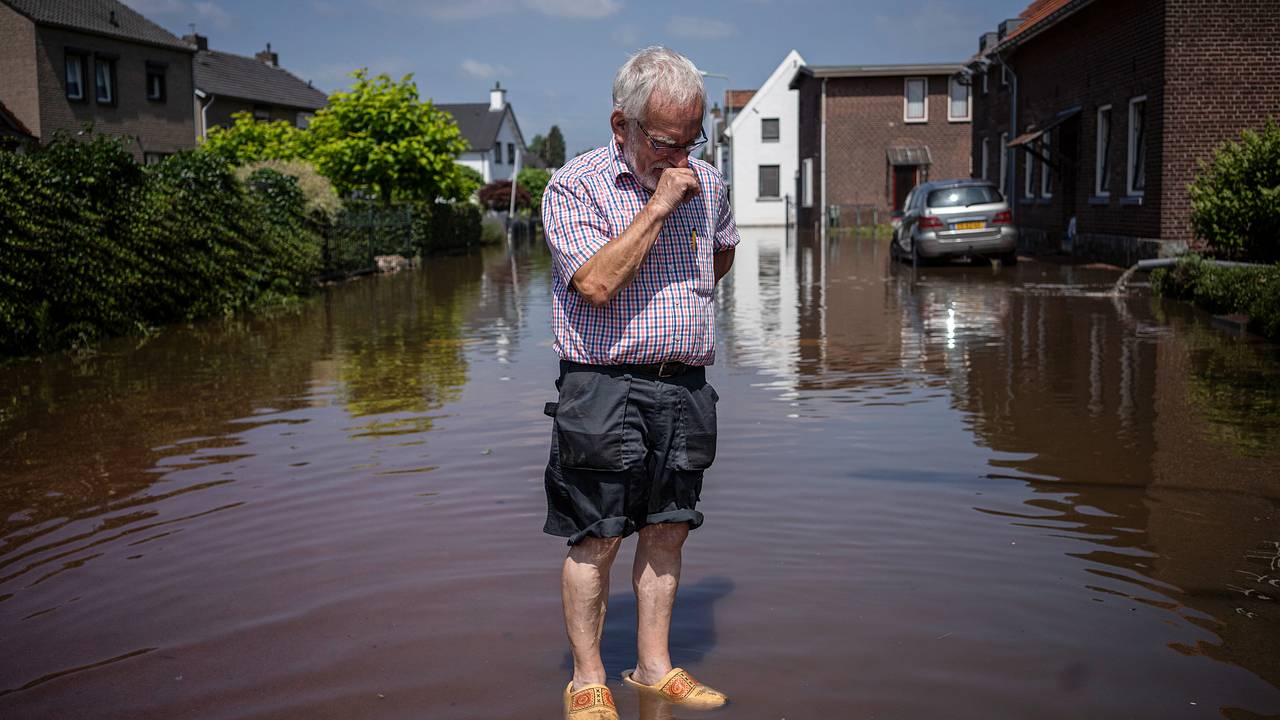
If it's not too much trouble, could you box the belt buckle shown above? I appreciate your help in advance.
[657,361,676,378]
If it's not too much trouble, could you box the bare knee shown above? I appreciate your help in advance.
[569,535,623,564]
[638,522,689,550]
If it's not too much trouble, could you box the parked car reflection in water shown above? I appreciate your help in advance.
[891,180,1019,265]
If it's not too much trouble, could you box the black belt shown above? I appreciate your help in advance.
[562,360,701,378]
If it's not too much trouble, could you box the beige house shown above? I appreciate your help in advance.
[185,34,328,138]
[0,0,196,162]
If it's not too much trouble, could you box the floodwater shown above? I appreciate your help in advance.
[2,230,1279,720]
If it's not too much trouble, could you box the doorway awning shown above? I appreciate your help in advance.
[1007,106,1081,148]
[887,145,932,166]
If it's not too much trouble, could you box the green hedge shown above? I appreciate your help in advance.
[1188,119,1280,263]
[1151,255,1280,340]
[1,135,321,357]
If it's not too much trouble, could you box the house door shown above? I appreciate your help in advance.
[892,165,918,211]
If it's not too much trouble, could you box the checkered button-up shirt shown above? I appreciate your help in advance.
[543,140,740,366]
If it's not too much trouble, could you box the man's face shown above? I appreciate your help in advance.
[611,95,704,192]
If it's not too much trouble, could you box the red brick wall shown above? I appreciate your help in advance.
[33,26,196,159]
[1161,0,1280,245]
[0,4,40,135]
[973,0,1167,250]
[823,74,971,211]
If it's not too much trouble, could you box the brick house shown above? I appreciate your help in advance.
[185,34,328,138]
[0,0,196,162]
[968,0,1280,266]
[789,63,973,235]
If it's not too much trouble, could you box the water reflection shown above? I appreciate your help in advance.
[719,230,1280,696]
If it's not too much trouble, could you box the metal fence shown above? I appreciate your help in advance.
[321,205,416,278]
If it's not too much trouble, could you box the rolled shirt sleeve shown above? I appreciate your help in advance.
[543,177,612,283]
[713,177,740,252]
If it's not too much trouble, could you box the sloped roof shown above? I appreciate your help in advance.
[725,90,755,110]
[436,103,505,151]
[0,0,191,50]
[195,49,328,110]
[0,99,35,139]
[987,0,1094,54]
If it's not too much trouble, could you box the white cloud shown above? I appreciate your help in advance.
[461,58,512,79]
[127,0,233,30]
[665,16,736,41]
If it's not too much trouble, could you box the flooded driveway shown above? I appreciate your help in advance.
[2,230,1278,719]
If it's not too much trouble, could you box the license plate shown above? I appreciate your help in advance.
[954,221,985,231]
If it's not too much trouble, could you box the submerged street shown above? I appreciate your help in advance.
[2,231,1278,719]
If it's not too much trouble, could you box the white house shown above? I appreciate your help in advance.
[438,83,528,184]
[726,50,805,227]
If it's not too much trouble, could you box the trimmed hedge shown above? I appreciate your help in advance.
[1,135,321,357]
[1151,255,1280,340]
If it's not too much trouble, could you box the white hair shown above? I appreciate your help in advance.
[612,46,706,122]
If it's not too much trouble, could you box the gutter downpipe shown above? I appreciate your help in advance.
[198,92,215,140]
[820,77,827,245]
[994,51,1018,223]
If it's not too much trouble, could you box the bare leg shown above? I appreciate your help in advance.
[563,536,623,690]
[631,522,689,685]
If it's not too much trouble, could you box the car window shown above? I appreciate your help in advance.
[927,186,1003,207]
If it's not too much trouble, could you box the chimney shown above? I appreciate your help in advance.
[997,18,1024,40]
[490,82,506,112]
[255,43,279,67]
[979,31,999,52]
[183,33,208,51]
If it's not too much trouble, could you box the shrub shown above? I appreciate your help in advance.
[1188,118,1280,263]
[236,159,341,223]
[477,179,531,211]
[198,111,309,165]
[413,202,482,255]
[1151,255,1280,339]
[517,167,551,213]
[455,164,484,201]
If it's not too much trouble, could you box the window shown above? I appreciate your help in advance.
[253,105,271,122]
[999,132,1008,195]
[296,112,314,129]
[758,164,780,198]
[904,77,927,123]
[1095,105,1112,196]
[493,146,502,165]
[507,142,515,164]
[143,152,170,165]
[948,76,970,122]
[927,185,1003,207]
[801,157,813,207]
[1023,139,1035,199]
[94,57,116,105]
[146,62,166,102]
[1127,96,1147,196]
[981,69,988,96]
[981,138,990,180]
[65,52,86,101]
[1040,130,1052,198]
[761,118,779,142]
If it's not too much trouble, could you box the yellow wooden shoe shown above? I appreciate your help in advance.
[622,667,727,710]
[564,682,619,720]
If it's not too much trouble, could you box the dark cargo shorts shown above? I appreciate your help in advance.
[543,360,719,546]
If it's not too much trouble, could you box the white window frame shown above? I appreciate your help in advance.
[94,57,114,105]
[1126,95,1147,197]
[801,157,814,207]
[947,76,971,122]
[999,132,1008,195]
[903,77,928,123]
[65,53,84,100]
[981,69,988,95]
[1040,130,1052,198]
[1095,105,1112,197]
[1023,137,1035,200]
[981,137,990,181]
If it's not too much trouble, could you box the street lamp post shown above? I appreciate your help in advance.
[699,70,732,207]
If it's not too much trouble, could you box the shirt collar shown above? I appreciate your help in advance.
[609,139,633,183]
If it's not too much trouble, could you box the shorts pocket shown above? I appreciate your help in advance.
[671,381,718,471]
[553,371,631,471]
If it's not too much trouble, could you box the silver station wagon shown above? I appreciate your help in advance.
[891,180,1019,265]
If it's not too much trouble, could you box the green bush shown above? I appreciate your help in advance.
[1188,118,1280,262]
[0,135,321,357]
[517,167,551,212]
[413,202,483,255]
[1151,255,1280,339]
[236,159,341,223]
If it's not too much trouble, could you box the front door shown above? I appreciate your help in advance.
[893,165,918,212]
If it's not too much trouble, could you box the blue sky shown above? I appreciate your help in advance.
[131,0,1028,154]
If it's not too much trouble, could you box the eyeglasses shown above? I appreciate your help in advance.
[636,121,707,156]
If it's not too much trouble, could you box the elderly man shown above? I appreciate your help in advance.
[541,46,738,719]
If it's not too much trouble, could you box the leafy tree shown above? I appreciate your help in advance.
[454,163,484,199]
[307,69,469,205]
[528,134,546,165]
[517,167,551,212]
[1189,118,1280,262]
[545,125,566,167]
[199,112,309,165]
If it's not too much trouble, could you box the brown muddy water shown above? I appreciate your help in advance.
[2,230,1279,720]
